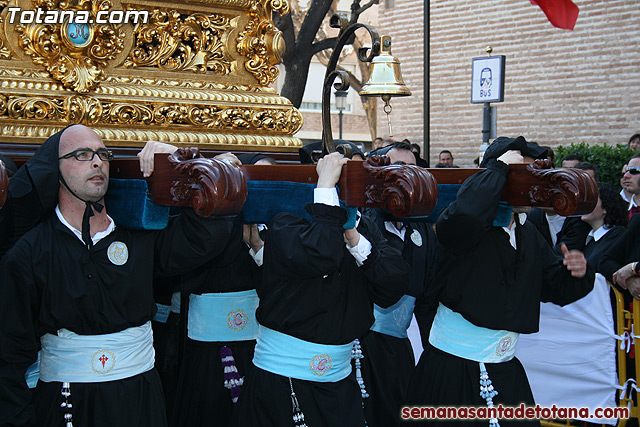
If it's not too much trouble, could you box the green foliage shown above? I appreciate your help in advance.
[555,142,636,187]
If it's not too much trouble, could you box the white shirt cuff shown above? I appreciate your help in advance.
[347,235,372,266]
[314,187,340,207]
[249,246,264,267]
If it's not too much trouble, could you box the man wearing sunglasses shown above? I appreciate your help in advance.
[0,125,235,427]
[622,153,640,220]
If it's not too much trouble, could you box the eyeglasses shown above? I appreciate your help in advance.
[626,166,640,175]
[58,148,113,162]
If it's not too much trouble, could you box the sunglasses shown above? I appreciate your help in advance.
[59,148,114,162]
[626,166,640,176]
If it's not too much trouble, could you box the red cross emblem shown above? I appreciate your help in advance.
[99,354,108,368]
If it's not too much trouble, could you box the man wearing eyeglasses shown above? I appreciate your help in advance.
[0,125,235,427]
[622,153,640,220]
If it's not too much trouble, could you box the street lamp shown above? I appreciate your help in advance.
[321,14,411,158]
[334,89,348,139]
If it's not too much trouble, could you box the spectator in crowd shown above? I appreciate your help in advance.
[581,182,628,266]
[561,154,583,168]
[372,137,385,150]
[620,164,633,203]
[629,133,640,151]
[621,153,640,219]
[574,161,600,183]
[438,150,455,167]
[408,142,428,167]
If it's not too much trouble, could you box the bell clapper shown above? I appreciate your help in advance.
[382,94,393,137]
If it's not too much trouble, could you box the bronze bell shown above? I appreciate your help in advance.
[359,35,411,99]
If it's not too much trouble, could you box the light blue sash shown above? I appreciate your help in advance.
[152,303,171,323]
[429,303,519,363]
[188,290,259,342]
[25,351,40,389]
[370,295,416,338]
[39,321,155,383]
[253,326,352,382]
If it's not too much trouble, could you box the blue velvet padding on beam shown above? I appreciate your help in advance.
[242,181,314,224]
[105,178,169,230]
[241,181,358,228]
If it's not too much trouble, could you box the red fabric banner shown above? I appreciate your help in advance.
[530,0,580,30]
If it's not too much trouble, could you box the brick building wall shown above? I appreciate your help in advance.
[377,0,640,167]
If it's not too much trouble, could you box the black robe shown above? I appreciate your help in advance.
[527,207,591,254]
[599,214,640,282]
[0,209,233,427]
[403,159,594,426]
[358,210,439,427]
[171,218,261,427]
[232,203,410,427]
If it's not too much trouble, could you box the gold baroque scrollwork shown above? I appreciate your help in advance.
[0,0,13,59]
[66,95,102,123]
[124,9,235,74]
[15,0,126,93]
[7,96,65,120]
[0,94,302,134]
[236,0,289,85]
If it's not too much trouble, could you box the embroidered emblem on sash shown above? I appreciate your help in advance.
[107,241,128,266]
[309,354,332,376]
[393,303,410,328]
[91,349,116,374]
[410,229,423,247]
[227,309,249,331]
[495,336,514,357]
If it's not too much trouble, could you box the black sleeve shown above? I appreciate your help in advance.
[265,203,348,279]
[0,245,40,426]
[540,234,595,306]
[598,215,640,281]
[436,159,509,251]
[153,209,235,277]
[555,217,592,252]
[355,215,410,308]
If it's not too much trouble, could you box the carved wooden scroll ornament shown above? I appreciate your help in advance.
[145,147,247,217]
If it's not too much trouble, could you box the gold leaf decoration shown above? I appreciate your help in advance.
[66,95,103,123]
[0,0,12,59]
[7,97,65,120]
[0,94,302,134]
[15,0,126,93]
[124,9,234,74]
[236,0,289,85]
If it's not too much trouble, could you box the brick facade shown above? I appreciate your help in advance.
[377,0,640,167]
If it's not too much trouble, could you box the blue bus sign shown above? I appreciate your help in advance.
[471,56,505,103]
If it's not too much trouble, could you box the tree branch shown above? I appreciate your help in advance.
[355,0,379,16]
[311,37,337,55]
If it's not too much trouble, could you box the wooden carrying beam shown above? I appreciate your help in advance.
[109,151,597,218]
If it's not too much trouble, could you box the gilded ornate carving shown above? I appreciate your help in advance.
[66,95,102,123]
[167,147,247,217]
[15,0,126,93]
[124,9,235,74]
[0,0,13,59]
[527,160,599,216]
[236,0,289,85]
[0,94,302,134]
[7,96,64,120]
[363,156,438,218]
